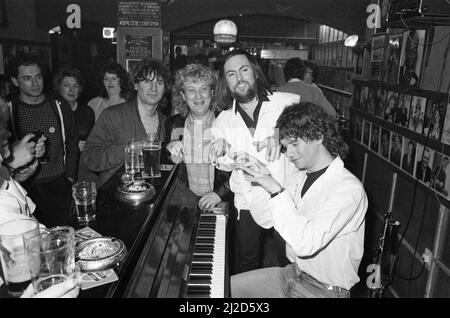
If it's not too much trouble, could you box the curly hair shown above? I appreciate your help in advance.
[52,65,85,95]
[130,58,171,90]
[216,49,271,110]
[172,64,217,117]
[99,62,133,100]
[276,102,348,159]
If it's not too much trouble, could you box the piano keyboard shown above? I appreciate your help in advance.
[186,213,226,298]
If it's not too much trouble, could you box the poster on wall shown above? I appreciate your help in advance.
[126,59,142,73]
[415,143,434,186]
[117,1,161,27]
[431,152,449,197]
[370,124,380,153]
[398,30,426,87]
[380,128,390,159]
[370,33,386,81]
[125,35,152,59]
[441,101,450,145]
[395,93,412,127]
[409,96,427,134]
[383,33,403,85]
[390,132,402,166]
[423,97,447,140]
[401,138,416,176]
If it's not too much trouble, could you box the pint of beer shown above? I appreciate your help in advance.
[143,133,161,177]
[0,219,40,297]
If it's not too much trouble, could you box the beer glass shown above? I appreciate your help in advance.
[0,218,39,297]
[124,141,140,178]
[72,181,97,224]
[143,133,161,177]
[25,230,75,293]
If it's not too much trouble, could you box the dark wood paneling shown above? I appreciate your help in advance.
[442,217,450,267]
[393,175,439,255]
[364,153,393,215]
[433,266,450,297]
[391,243,428,298]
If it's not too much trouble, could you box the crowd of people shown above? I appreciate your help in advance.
[0,48,369,298]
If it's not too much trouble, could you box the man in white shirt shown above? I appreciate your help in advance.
[210,49,299,273]
[231,102,368,297]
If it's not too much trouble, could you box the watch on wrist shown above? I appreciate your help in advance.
[270,187,285,198]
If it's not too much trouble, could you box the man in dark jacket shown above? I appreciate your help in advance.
[84,59,169,187]
[7,53,79,227]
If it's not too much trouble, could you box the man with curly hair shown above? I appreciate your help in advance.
[165,64,232,211]
[231,102,368,298]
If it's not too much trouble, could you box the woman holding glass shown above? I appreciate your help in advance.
[165,64,232,211]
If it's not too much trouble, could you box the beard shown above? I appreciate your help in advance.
[231,81,257,103]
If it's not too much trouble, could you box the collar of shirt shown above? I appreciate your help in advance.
[234,94,269,129]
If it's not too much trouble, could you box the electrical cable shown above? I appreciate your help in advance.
[400,12,450,47]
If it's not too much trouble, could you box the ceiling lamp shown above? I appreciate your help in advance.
[344,35,359,48]
[213,19,237,44]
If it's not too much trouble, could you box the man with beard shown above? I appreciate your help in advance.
[210,49,299,273]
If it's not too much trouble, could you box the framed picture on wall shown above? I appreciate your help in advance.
[401,138,416,176]
[390,132,402,166]
[370,124,380,153]
[409,96,427,134]
[385,90,398,122]
[395,93,412,127]
[431,152,449,197]
[362,120,371,147]
[423,97,447,140]
[441,101,450,145]
[371,33,386,81]
[415,143,434,186]
[380,128,390,159]
[383,33,403,84]
[126,59,142,72]
[398,30,426,87]
[375,88,387,118]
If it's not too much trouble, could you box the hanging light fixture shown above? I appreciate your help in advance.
[213,19,238,44]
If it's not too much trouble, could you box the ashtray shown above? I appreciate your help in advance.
[75,237,127,272]
[115,180,155,205]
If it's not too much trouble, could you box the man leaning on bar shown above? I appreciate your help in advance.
[83,59,170,187]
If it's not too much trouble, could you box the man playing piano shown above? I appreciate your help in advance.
[231,102,368,298]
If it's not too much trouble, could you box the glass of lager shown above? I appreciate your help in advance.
[143,133,161,177]
[25,228,76,294]
[72,181,97,224]
[0,218,40,297]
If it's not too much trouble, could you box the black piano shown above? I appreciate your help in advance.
[76,164,230,298]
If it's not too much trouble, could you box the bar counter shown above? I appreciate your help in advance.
[77,163,202,298]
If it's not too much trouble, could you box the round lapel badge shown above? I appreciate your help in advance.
[49,127,56,133]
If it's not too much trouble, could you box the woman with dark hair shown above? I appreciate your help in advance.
[53,66,96,180]
[87,62,133,121]
[53,66,94,153]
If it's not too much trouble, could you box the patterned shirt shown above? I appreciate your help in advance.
[16,98,65,182]
[183,111,215,197]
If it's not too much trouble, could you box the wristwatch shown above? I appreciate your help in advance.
[270,187,285,198]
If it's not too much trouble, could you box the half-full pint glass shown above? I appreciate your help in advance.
[72,181,97,224]
[143,133,161,177]
[0,219,39,297]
